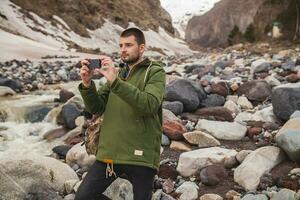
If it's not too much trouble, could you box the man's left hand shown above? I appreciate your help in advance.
[96,56,119,85]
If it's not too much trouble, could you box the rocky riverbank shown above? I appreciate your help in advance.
[0,43,299,200]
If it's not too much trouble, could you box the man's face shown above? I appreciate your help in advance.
[119,35,145,64]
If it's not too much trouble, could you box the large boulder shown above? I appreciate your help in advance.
[196,119,247,140]
[0,77,23,92]
[234,146,285,191]
[0,86,16,96]
[272,83,300,121]
[57,103,81,129]
[0,153,78,200]
[165,79,206,112]
[237,80,272,102]
[177,147,237,177]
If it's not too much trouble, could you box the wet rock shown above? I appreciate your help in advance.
[26,106,52,123]
[0,86,15,96]
[196,119,247,140]
[58,103,81,129]
[237,80,271,102]
[43,127,68,141]
[194,107,234,122]
[59,89,75,103]
[177,147,237,177]
[163,101,184,115]
[52,145,72,159]
[234,146,286,191]
[183,131,220,148]
[272,83,300,121]
[200,165,228,186]
[200,94,225,107]
[0,77,23,92]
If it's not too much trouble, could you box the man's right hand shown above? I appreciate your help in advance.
[79,59,94,88]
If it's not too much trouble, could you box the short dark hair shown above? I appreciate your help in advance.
[121,27,145,45]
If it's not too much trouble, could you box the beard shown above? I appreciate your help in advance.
[121,53,140,65]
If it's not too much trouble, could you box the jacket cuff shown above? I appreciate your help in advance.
[78,81,97,94]
[110,78,121,92]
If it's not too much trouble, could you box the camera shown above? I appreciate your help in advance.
[87,59,101,70]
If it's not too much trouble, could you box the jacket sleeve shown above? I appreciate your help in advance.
[110,66,166,116]
[78,81,110,116]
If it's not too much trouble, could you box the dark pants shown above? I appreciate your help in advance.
[75,160,156,200]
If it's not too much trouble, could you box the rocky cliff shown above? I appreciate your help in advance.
[185,0,294,48]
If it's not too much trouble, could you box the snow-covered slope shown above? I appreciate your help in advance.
[0,0,193,61]
[160,0,221,39]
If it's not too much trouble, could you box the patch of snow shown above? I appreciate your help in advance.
[0,0,193,60]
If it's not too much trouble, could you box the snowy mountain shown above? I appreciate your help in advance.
[160,0,221,39]
[0,0,193,61]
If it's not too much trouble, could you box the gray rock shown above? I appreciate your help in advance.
[272,83,300,121]
[175,181,198,200]
[103,178,133,200]
[64,194,75,200]
[58,103,81,129]
[200,165,228,186]
[196,119,247,140]
[271,188,297,200]
[25,106,52,123]
[163,101,184,115]
[281,60,296,71]
[165,79,199,112]
[241,194,268,200]
[0,153,78,200]
[276,129,300,162]
[200,94,225,107]
[251,59,271,73]
[214,60,228,69]
[162,134,171,146]
[237,80,272,102]
[290,111,300,119]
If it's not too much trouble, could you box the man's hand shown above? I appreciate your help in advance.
[96,56,119,85]
[79,59,94,88]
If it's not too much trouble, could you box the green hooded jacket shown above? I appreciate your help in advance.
[79,58,166,170]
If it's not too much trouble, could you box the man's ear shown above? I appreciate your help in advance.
[139,44,145,54]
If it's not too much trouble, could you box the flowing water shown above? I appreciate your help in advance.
[0,81,82,157]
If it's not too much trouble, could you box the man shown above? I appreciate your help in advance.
[75,27,166,200]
